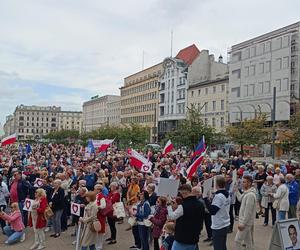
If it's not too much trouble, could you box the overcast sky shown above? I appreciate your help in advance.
[1,0,300,128]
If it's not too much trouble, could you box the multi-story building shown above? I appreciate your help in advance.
[187,49,229,131]
[11,105,61,140]
[120,63,163,142]
[82,95,120,132]
[58,111,83,133]
[158,44,200,138]
[107,99,121,126]
[3,115,15,136]
[229,21,300,123]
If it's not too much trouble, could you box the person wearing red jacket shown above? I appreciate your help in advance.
[29,188,48,250]
[106,182,121,245]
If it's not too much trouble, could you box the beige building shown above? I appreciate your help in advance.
[3,115,15,137]
[59,111,82,133]
[120,63,163,142]
[188,77,229,131]
[107,99,121,126]
[82,95,120,132]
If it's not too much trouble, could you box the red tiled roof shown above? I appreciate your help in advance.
[175,44,200,65]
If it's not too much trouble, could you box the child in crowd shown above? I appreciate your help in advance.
[160,222,175,250]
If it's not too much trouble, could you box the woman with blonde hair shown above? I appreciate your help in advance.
[29,188,48,250]
[0,202,25,245]
[79,191,98,250]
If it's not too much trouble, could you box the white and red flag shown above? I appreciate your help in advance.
[127,148,152,173]
[1,133,17,147]
[162,140,174,156]
[98,139,114,152]
[186,151,206,179]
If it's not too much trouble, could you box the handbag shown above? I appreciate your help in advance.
[272,187,287,210]
[99,198,113,216]
[113,202,126,218]
[143,218,153,227]
[44,205,54,220]
[90,219,102,233]
[128,217,136,226]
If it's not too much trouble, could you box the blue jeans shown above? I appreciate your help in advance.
[138,225,150,250]
[81,245,95,250]
[3,225,24,245]
[171,240,198,250]
[278,210,286,221]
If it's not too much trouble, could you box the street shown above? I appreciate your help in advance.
[0,216,273,250]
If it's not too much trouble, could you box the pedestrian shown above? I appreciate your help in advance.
[205,175,230,250]
[0,202,25,245]
[79,191,98,250]
[286,174,299,218]
[95,184,107,250]
[29,188,48,250]
[260,176,277,226]
[271,176,289,220]
[49,179,65,238]
[0,174,9,232]
[160,222,175,250]
[135,190,151,250]
[167,184,205,250]
[234,175,257,250]
[150,196,168,250]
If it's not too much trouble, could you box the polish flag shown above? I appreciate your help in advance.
[127,148,152,173]
[162,140,174,156]
[186,151,206,179]
[1,133,17,147]
[99,139,114,152]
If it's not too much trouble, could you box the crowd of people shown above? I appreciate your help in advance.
[0,143,299,250]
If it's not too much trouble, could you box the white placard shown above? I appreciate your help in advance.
[232,169,237,185]
[84,153,90,158]
[23,198,34,211]
[202,178,213,198]
[157,178,180,198]
[71,202,81,216]
[34,178,43,187]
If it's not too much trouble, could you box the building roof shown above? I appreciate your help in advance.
[188,76,229,90]
[176,44,200,65]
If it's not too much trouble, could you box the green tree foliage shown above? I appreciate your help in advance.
[165,105,217,149]
[45,129,80,140]
[226,113,272,153]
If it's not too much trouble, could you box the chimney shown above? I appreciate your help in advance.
[218,55,223,63]
[209,54,215,62]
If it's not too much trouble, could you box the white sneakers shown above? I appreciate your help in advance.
[45,227,50,232]
[37,245,45,250]
[30,243,39,250]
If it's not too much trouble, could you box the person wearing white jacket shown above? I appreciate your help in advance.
[235,175,257,250]
[271,177,289,221]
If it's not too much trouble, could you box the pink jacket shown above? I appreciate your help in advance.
[1,211,25,232]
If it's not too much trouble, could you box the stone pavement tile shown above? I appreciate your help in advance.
[0,216,273,250]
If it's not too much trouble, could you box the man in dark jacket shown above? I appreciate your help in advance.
[167,184,205,249]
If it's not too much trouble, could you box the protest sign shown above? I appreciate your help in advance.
[232,169,237,185]
[202,177,213,198]
[71,202,81,216]
[157,178,179,198]
[34,178,43,187]
[23,198,34,211]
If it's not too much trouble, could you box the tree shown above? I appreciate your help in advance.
[165,105,217,149]
[226,113,272,153]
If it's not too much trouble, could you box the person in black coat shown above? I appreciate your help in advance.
[49,179,64,238]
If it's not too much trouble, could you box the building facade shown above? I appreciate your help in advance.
[59,111,82,133]
[107,99,121,126]
[82,95,120,132]
[3,115,15,137]
[120,63,163,143]
[187,77,229,131]
[229,22,300,123]
[158,44,200,138]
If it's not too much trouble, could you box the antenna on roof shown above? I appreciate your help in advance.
[170,30,173,57]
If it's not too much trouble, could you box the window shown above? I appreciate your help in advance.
[264,81,271,93]
[259,63,264,74]
[249,84,254,96]
[204,118,208,125]
[276,79,282,91]
[250,65,256,76]
[245,66,249,77]
[276,37,282,49]
[221,85,225,92]
[171,105,173,114]
[232,51,242,62]
[244,48,250,59]
[276,58,282,70]
[283,36,289,47]
[221,100,225,110]
[205,88,208,95]
[198,89,201,96]
[250,46,256,57]
[171,79,174,88]
[265,61,271,73]
[258,82,263,95]
[265,41,271,52]
[231,87,240,98]
[259,43,265,54]
[283,57,289,69]
[213,86,216,93]
[232,69,241,79]
[204,102,208,112]
[19,116,24,121]
[220,117,224,127]
[212,101,216,111]
[244,85,248,97]
[212,118,216,127]
[191,91,194,97]
[282,78,289,91]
